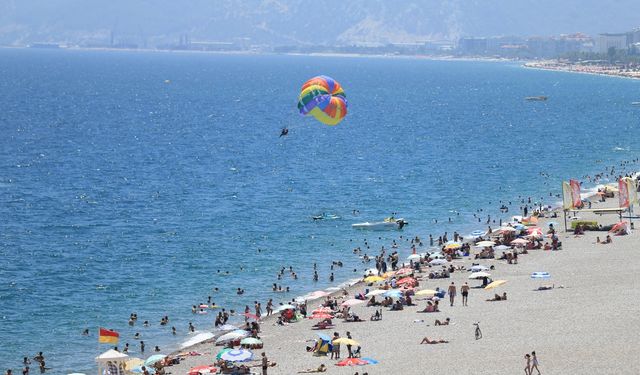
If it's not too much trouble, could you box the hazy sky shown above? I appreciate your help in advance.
[1,0,639,46]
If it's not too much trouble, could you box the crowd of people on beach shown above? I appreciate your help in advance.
[7,159,639,375]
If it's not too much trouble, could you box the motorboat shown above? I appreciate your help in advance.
[352,217,408,230]
[525,96,548,101]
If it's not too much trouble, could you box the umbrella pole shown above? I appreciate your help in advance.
[563,209,568,233]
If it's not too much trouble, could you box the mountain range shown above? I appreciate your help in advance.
[1,0,639,46]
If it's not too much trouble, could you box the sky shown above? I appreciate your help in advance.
[1,0,639,46]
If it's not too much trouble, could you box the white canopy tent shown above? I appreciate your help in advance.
[95,349,129,375]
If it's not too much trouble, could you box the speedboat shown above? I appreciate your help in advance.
[525,96,548,101]
[352,217,408,230]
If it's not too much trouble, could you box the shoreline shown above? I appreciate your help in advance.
[523,60,640,81]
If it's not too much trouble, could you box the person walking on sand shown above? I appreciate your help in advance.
[531,351,541,375]
[261,352,269,375]
[461,282,470,306]
[524,354,531,375]
[448,282,457,306]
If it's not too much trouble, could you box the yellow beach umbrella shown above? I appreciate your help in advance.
[444,243,461,250]
[364,275,385,283]
[415,289,438,296]
[484,280,508,290]
[124,358,144,371]
[333,338,360,346]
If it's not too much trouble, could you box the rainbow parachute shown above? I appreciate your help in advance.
[297,76,347,126]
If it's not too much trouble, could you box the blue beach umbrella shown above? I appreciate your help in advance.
[531,272,550,279]
[361,357,379,365]
[144,354,166,366]
[220,349,253,362]
[316,333,332,341]
[384,290,402,298]
[132,366,156,374]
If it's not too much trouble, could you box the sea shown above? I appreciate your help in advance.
[1,48,639,373]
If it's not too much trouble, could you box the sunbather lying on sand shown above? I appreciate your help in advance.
[420,337,449,344]
[486,292,507,301]
[298,364,327,373]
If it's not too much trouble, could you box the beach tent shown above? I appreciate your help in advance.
[96,349,129,375]
[313,337,332,356]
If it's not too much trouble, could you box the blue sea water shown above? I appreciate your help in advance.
[0,49,639,373]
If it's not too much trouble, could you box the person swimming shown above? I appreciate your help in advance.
[280,128,289,137]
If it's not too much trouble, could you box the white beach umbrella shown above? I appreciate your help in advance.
[216,324,239,331]
[494,245,510,251]
[476,240,496,247]
[220,349,253,362]
[365,289,387,297]
[429,259,447,266]
[341,299,365,307]
[181,332,214,348]
[407,254,421,261]
[216,330,249,344]
[469,272,491,279]
[276,304,297,312]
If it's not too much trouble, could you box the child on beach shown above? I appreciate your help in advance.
[524,353,531,375]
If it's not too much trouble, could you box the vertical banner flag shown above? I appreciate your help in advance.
[562,181,573,209]
[569,179,582,208]
[624,177,638,206]
[99,328,119,344]
[619,178,630,208]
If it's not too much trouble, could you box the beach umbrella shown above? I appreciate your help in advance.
[144,354,166,366]
[311,307,333,314]
[309,313,334,319]
[336,358,368,366]
[361,357,379,365]
[484,280,508,290]
[216,330,249,344]
[181,332,214,348]
[429,259,447,266]
[364,275,385,283]
[469,272,491,279]
[415,289,438,296]
[469,265,490,272]
[494,245,510,251]
[188,365,218,375]
[428,252,446,259]
[610,222,628,233]
[220,349,253,362]
[215,348,232,360]
[216,324,239,331]
[365,289,386,297]
[499,226,517,233]
[341,299,365,307]
[316,333,332,341]
[333,338,360,346]
[511,238,529,246]
[407,253,421,261]
[396,279,417,288]
[394,268,413,277]
[444,243,462,250]
[476,240,496,247]
[240,337,262,346]
[276,304,296,312]
[531,272,550,279]
[384,290,403,298]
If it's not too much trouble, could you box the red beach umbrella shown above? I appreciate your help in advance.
[396,277,416,286]
[312,307,333,314]
[309,313,334,319]
[336,358,368,366]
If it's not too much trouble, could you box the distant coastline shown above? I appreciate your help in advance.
[524,60,640,80]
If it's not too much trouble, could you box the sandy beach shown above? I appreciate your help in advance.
[164,191,640,375]
[524,60,640,81]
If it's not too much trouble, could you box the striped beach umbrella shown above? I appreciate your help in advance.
[220,349,253,362]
